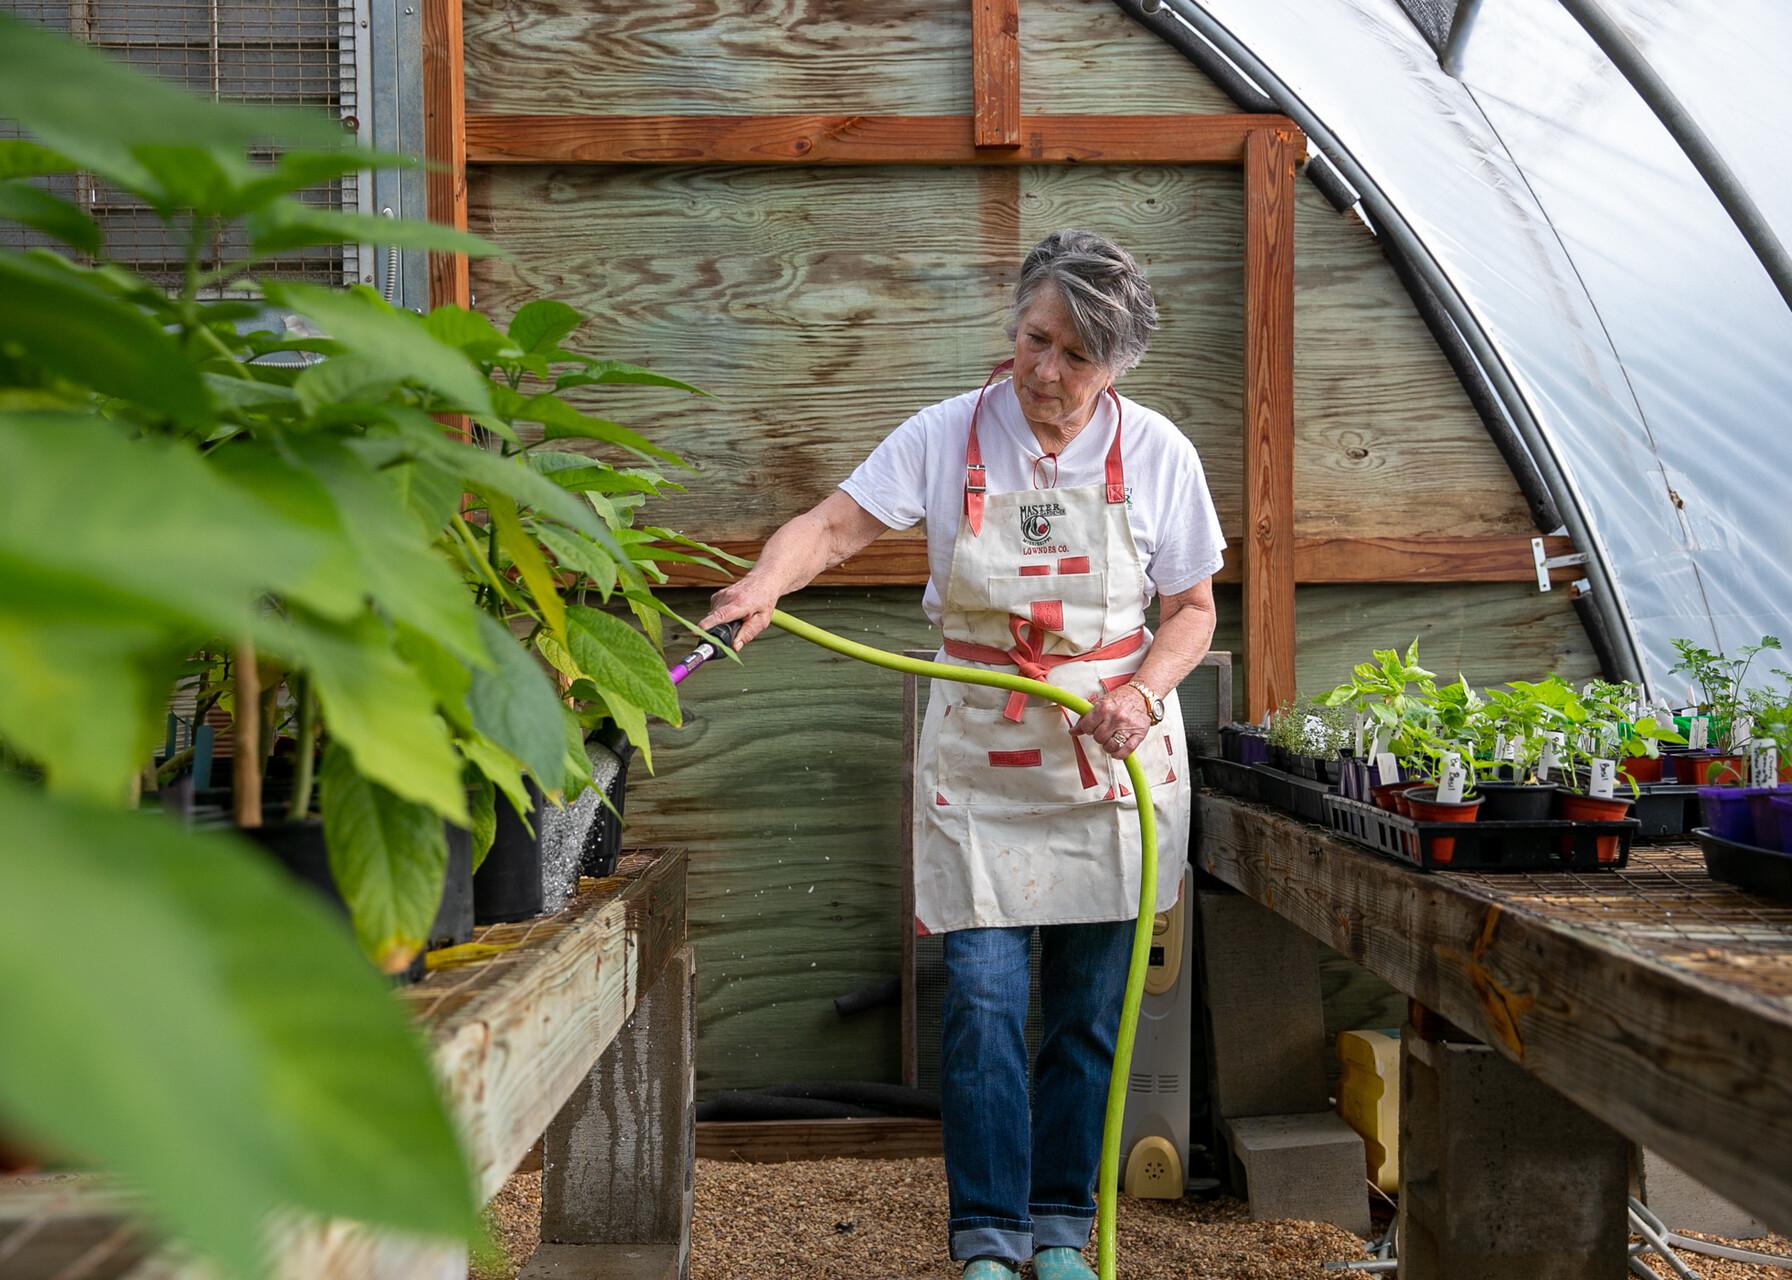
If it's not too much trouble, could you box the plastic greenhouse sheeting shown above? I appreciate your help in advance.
[1159,0,1792,697]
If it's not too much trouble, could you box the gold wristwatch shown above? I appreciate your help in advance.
[1126,678,1165,725]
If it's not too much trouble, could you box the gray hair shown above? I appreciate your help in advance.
[1006,230,1158,375]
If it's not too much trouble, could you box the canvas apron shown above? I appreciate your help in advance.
[913,362,1191,934]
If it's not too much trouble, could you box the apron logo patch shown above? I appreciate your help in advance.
[1020,501,1065,545]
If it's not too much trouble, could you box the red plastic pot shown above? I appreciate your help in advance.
[1371,779,1422,812]
[1404,787,1483,866]
[1558,792,1633,863]
[1687,754,1746,786]
[1619,755,1662,784]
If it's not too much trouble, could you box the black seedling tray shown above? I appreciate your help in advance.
[1567,769,1699,839]
[1251,764,1335,825]
[1694,827,1792,903]
[1197,755,1262,805]
[1324,794,1637,872]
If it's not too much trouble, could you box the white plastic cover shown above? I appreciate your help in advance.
[1187,0,1792,695]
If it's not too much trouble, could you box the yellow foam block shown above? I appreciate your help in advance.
[1335,1029,1399,1194]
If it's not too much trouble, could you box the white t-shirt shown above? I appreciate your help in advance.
[841,377,1226,626]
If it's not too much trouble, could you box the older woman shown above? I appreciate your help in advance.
[700,229,1223,1280]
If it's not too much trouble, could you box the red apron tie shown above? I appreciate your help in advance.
[964,361,1126,536]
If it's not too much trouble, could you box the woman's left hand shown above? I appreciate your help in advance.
[1074,685,1154,759]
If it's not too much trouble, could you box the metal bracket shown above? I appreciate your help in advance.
[1532,536,1588,592]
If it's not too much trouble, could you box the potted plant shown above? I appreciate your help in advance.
[1321,640,1436,804]
[1668,636,1782,785]
[1556,702,1641,864]
[1472,680,1569,821]
[1398,724,1482,865]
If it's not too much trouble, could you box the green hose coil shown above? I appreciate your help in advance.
[768,608,1156,1280]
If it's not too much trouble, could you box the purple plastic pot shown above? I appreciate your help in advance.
[1700,786,1766,843]
[1771,795,1792,854]
[1749,786,1791,850]
[1236,735,1269,766]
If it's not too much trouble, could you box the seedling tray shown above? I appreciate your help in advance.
[1251,764,1335,825]
[1694,827,1792,903]
[1324,794,1637,872]
[1197,755,1262,805]
[1567,770,1699,838]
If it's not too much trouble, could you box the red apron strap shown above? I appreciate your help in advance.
[964,359,1013,536]
[1103,385,1126,505]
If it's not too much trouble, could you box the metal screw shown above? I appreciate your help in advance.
[363,274,373,283]
[359,17,367,24]
[403,6,412,12]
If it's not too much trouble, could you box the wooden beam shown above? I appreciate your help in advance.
[422,0,469,311]
[1242,126,1298,719]
[464,114,1297,166]
[971,0,1021,149]
[696,1118,943,1163]
[1195,795,1792,1235]
[652,534,1574,588]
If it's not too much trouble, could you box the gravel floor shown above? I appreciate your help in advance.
[472,1157,1792,1279]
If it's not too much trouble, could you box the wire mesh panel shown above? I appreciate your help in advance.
[2,0,366,286]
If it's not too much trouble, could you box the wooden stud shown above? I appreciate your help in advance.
[696,1118,943,1163]
[971,0,1021,149]
[464,113,1285,166]
[1242,127,1297,719]
[651,534,1577,589]
[422,0,469,311]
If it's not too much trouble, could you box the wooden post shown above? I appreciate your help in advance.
[1242,127,1297,719]
[422,0,469,312]
[971,0,1021,149]
[533,946,697,1280]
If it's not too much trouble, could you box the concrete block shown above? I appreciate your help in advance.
[520,1243,680,1279]
[1224,1112,1371,1234]
[1399,1027,1629,1280]
[1196,890,1330,1120]
[1640,1149,1766,1240]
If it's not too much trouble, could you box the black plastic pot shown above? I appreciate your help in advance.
[1475,782,1560,823]
[580,724,633,879]
[475,779,546,924]
[1318,756,1343,787]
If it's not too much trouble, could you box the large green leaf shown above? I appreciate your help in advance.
[522,393,683,466]
[320,743,451,973]
[0,610,185,801]
[265,283,494,417]
[0,180,101,254]
[423,305,520,360]
[0,413,333,631]
[535,525,619,601]
[0,14,344,198]
[467,612,568,788]
[271,612,469,825]
[564,606,680,725]
[507,300,582,355]
[554,358,708,396]
[0,139,76,181]
[0,254,209,427]
[248,202,501,259]
[376,425,619,546]
[291,436,486,665]
[0,782,476,1277]
[205,440,367,622]
[490,492,565,642]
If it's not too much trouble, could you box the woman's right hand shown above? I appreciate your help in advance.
[698,574,781,651]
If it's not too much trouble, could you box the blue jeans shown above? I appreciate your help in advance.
[940,919,1134,1266]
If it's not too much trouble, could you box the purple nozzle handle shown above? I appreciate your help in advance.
[668,621,741,686]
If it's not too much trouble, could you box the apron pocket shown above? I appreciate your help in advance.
[984,570,1110,650]
[937,704,1112,808]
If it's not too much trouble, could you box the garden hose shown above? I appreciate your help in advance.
[676,609,1157,1280]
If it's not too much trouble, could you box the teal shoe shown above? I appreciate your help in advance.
[962,1260,1018,1279]
[1032,1247,1097,1280]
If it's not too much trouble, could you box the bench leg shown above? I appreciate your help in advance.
[1398,1012,1628,1280]
[536,945,696,1280]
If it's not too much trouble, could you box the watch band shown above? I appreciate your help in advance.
[1126,678,1165,725]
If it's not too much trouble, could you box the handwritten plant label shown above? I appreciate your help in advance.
[1589,758,1616,799]
[1750,743,1780,788]
[1539,731,1565,781]
[1436,752,1467,804]
[1688,715,1709,750]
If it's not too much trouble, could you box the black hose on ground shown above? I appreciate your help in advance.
[695,1081,942,1123]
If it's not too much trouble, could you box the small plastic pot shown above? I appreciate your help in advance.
[1476,781,1559,823]
[475,779,547,924]
[1687,754,1746,787]
[1372,779,1423,813]
[1403,787,1484,866]
[1558,792,1634,863]
[1748,787,1790,850]
[1699,786,1758,842]
[1236,734,1270,767]
[1619,756,1663,785]
[1318,756,1343,787]
[1770,795,1792,854]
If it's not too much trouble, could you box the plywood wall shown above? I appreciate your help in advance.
[464,0,1593,1093]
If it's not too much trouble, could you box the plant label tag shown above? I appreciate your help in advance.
[1689,716,1709,750]
[1352,713,1367,757]
[1751,744,1780,788]
[1494,733,1508,764]
[1590,758,1616,799]
[1734,715,1753,749]
[1374,751,1399,785]
[1437,753,1466,804]
[1369,727,1388,759]
[1261,710,1272,730]
[1539,732,1565,781]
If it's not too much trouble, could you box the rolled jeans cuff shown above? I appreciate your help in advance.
[949,1217,1032,1266]
[1029,1208,1095,1250]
